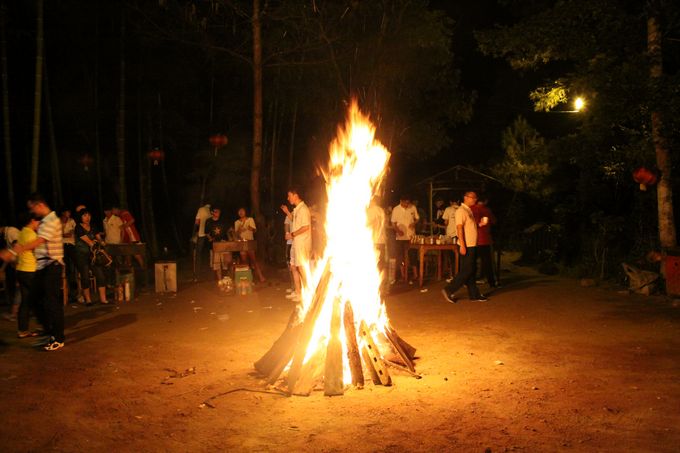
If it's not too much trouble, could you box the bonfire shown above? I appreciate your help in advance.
[255,100,417,396]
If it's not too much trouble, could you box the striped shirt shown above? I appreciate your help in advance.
[35,211,64,269]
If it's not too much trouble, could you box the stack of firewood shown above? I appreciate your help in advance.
[255,261,418,396]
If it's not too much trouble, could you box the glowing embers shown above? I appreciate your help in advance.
[254,100,417,396]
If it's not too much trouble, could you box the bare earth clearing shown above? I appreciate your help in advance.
[1,256,679,452]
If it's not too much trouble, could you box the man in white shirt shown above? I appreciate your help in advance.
[285,187,311,302]
[234,207,265,282]
[442,191,487,303]
[193,203,211,280]
[390,195,419,283]
[442,198,460,280]
[103,207,123,244]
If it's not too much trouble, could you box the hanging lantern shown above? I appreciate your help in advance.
[633,167,658,191]
[148,147,165,166]
[209,134,228,147]
[78,153,94,172]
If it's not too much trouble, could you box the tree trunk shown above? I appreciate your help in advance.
[142,109,158,257]
[0,1,15,222]
[44,61,62,208]
[287,99,298,189]
[251,0,263,218]
[137,88,157,257]
[94,1,103,215]
[116,7,127,208]
[647,3,676,248]
[29,0,44,193]
[158,92,183,253]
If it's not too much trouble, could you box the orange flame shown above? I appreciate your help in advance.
[295,100,391,383]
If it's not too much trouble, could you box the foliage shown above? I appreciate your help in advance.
[528,79,567,112]
[493,116,552,198]
[477,0,680,277]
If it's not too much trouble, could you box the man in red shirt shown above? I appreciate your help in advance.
[112,206,144,268]
[470,197,498,288]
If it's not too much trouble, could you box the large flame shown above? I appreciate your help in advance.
[295,100,391,384]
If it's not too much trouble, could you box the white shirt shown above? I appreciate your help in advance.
[292,201,312,251]
[455,203,477,247]
[103,214,123,244]
[442,204,459,238]
[234,217,256,241]
[390,204,419,241]
[284,215,293,245]
[366,204,386,245]
[62,218,76,245]
[195,205,211,237]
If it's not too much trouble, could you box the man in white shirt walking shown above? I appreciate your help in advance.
[441,191,487,303]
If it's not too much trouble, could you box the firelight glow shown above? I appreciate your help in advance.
[296,100,391,383]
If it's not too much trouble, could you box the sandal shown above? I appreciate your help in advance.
[17,331,39,338]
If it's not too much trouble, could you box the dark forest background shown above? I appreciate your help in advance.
[1,0,679,279]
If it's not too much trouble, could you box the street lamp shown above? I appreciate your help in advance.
[573,97,585,112]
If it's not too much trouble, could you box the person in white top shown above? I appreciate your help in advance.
[366,196,386,271]
[280,204,295,293]
[234,207,265,282]
[442,198,460,280]
[60,208,78,303]
[102,207,123,244]
[192,203,211,280]
[285,187,311,302]
[390,195,419,283]
[442,191,486,303]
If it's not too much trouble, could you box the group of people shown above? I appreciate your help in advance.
[0,194,142,351]
[193,204,266,283]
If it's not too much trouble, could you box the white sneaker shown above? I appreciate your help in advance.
[285,292,298,299]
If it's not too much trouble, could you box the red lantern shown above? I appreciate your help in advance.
[633,167,658,191]
[209,134,228,147]
[78,153,94,172]
[148,148,165,166]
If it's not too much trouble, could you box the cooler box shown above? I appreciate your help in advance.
[665,250,680,296]
[234,265,253,295]
[116,271,135,302]
[155,261,177,293]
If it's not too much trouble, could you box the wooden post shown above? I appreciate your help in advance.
[292,343,326,396]
[324,297,344,396]
[254,310,300,377]
[358,321,391,386]
[343,301,364,388]
[384,328,415,372]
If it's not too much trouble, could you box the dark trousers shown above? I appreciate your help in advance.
[444,246,482,299]
[63,244,78,301]
[17,270,36,332]
[477,244,496,286]
[28,262,64,342]
[193,236,208,276]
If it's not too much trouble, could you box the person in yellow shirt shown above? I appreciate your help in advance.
[16,213,41,338]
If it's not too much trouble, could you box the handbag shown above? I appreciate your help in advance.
[91,242,113,267]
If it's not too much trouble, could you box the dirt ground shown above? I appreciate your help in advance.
[1,255,679,453]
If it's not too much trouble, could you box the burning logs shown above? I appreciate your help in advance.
[253,100,418,396]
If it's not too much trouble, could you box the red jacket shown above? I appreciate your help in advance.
[470,204,496,246]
